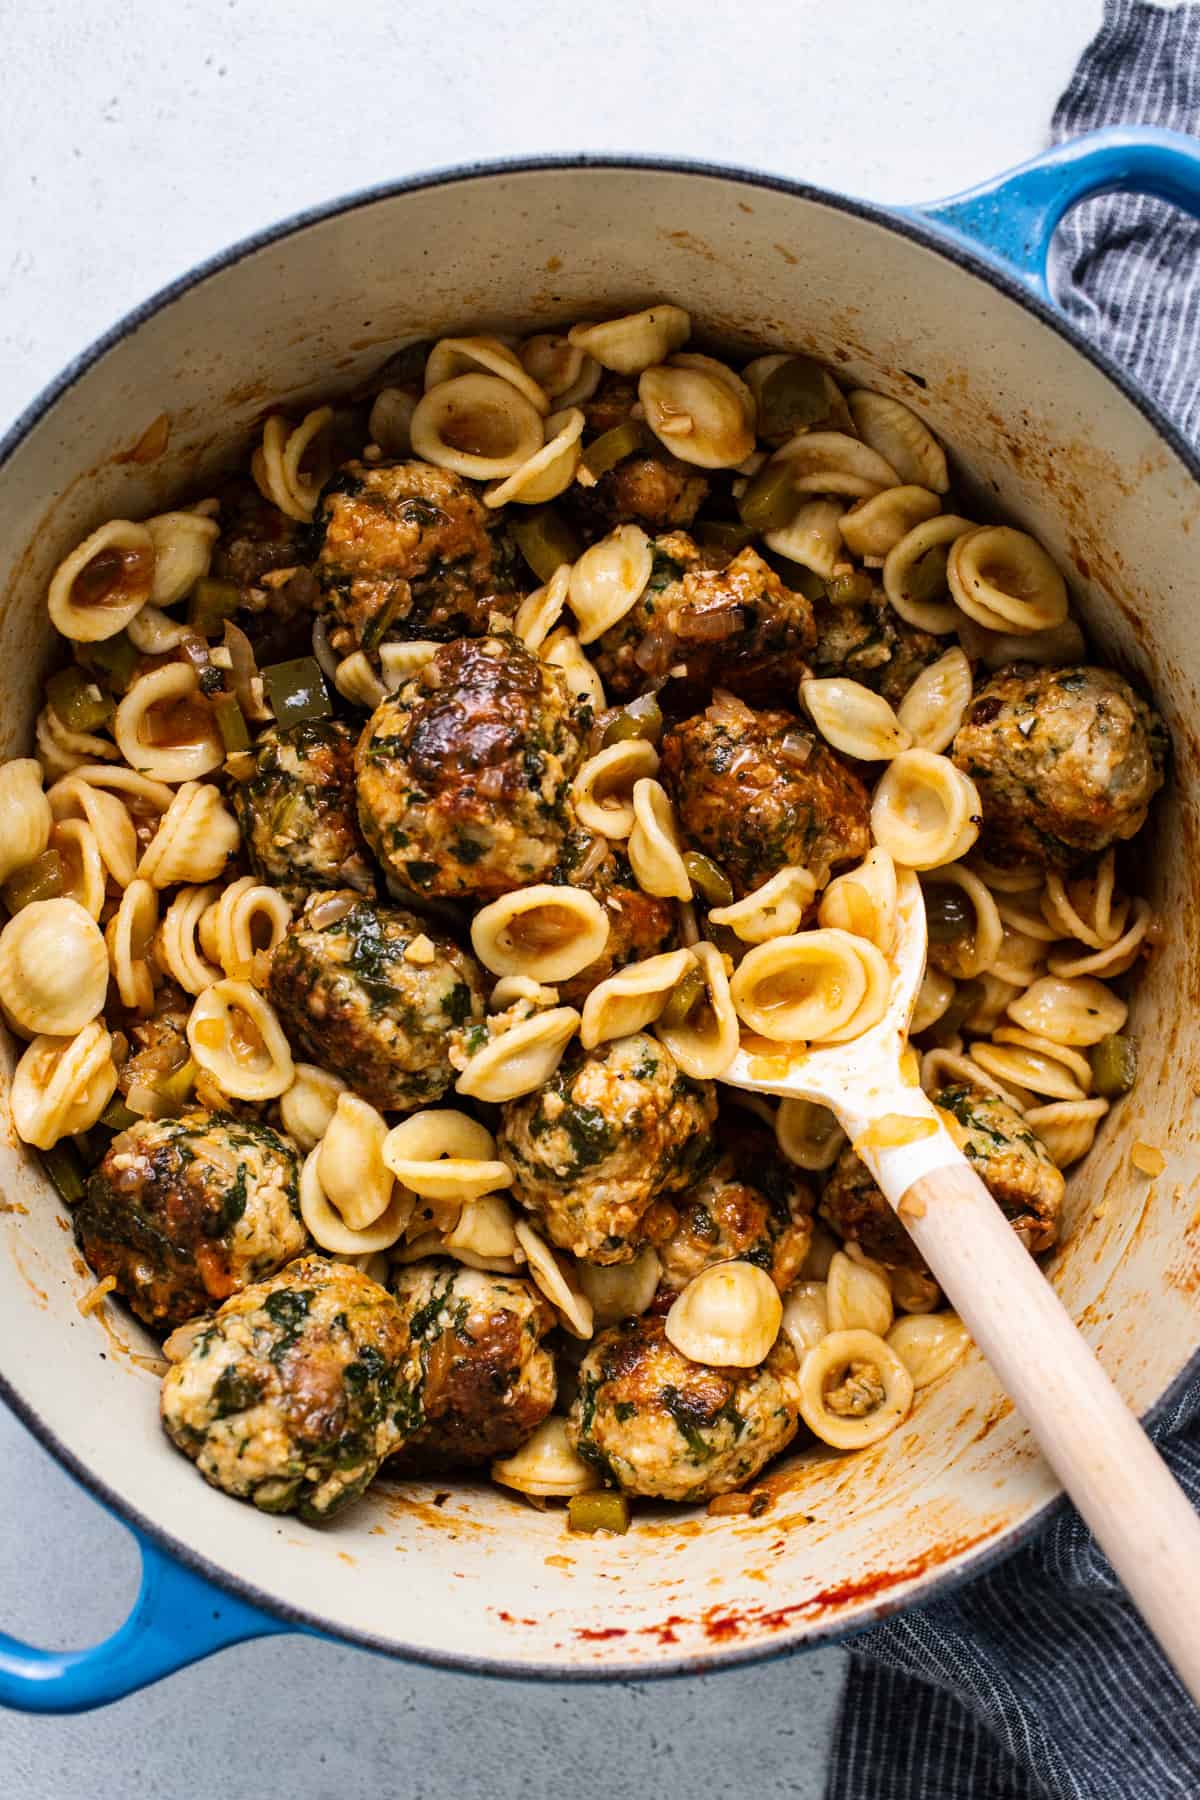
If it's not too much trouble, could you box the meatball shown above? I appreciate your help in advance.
[555,838,678,1008]
[114,981,192,1100]
[567,1315,801,1502]
[951,664,1167,870]
[567,377,709,535]
[233,720,376,904]
[810,597,942,706]
[76,1113,304,1330]
[311,460,520,655]
[591,534,816,705]
[212,477,309,596]
[355,633,586,899]
[387,1261,556,1471]
[268,893,485,1110]
[656,1113,814,1294]
[660,693,871,895]
[498,1034,717,1264]
[820,1082,1065,1269]
[160,1256,420,1520]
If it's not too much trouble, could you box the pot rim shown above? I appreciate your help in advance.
[2,149,1198,1682]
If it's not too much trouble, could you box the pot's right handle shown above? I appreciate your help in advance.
[909,125,1200,302]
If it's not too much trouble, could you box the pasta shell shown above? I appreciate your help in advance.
[317,1093,396,1229]
[115,663,223,782]
[819,847,898,953]
[513,565,570,654]
[492,1416,600,1498]
[772,431,899,498]
[424,335,550,413]
[47,520,156,642]
[138,782,239,888]
[105,877,158,1012]
[186,978,295,1100]
[802,677,910,761]
[157,884,223,995]
[708,865,817,945]
[541,628,606,714]
[443,1191,519,1261]
[580,947,694,1049]
[279,1063,347,1153]
[251,408,333,521]
[367,387,416,457]
[730,929,870,1043]
[0,759,52,883]
[664,1261,782,1367]
[839,486,942,560]
[515,1220,593,1339]
[571,739,659,839]
[886,1313,970,1389]
[797,1328,914,1449]
[51,819,106,920]
[145,509,219,607]
[577,1246,661,1327]
[10,1020,117,1149]
[627,778,692,901]
[826,1250,893,1337]
[471,884,610,984]
[896,647,973,753]
[780,1279,830,1359]
[0,897,109,1037]
[1023,1097,1109,1168]
[764,499,845,578]
[776,1098,846,1172]
[870,750,981,870]
[567,305,690,375]
[654,941,739,1078]
[638,363,756,469]
[947,526,1068,635]
[410,373,545,479]
[383,1108,513,1205]
[300,1144,413,1255]
[568,524,653,645]
[334,651,388,710]
[1005,975,1127,1047]
[518,334,602,407]
[847,390,949,492]
[921,864,1003,980]
[485,407,584,508]
[454,1006,580,1103]
[882,513,975,635]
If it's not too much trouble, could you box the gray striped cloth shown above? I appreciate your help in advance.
[828,5,1200,1796]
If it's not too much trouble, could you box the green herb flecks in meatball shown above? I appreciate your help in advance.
[311,460,522,656]
[660,692,871,895]
[498,1034,717,1264]
[656,1131,814,1296]
[553,837,678,1008]
[387,1261,557,1472]
[951,664,1167,870]
[356,633,587,899]
[567,1315,801,1502]
[810,597,943,707]
[233,720,376,903]
[268,893,485,1110]
[160,1256,421,1520]
[821,1083,1064,1270]
[76,1113,304,1330]
[565,376,709,537]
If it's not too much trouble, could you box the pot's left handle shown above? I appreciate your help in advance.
[0,1523,288,1713]
[907,124,1200,302]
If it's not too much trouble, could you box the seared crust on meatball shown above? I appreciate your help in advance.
[567,377,709,535]
[268,893,484,1110]
[660,692,871,895]
[355,633,587,899]
[655,1160,813,1295]
[311,460,520,655]
[592,533,816,705]
[810,598,942,706]
[498,1034,717,1264]
[77,1113,304,1330]
[387,1261,556,1471]
[951,664,1167,870]
[567,1315,801,1502]
[821,1083,1064,1269]
[554,838,678,1007]
[212,477,309,596]
[233,720,376,903]
[160,1256,420,1520]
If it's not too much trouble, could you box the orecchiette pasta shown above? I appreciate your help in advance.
[156,884,223,995]
[947,525,1068,635]
[47,519,155,642]
[870,750,981,871]
[367,387,416,457]
[764,499,845,578]
[10,1020,117,1149]
[730,929,888,1045]
[382,1109,513,1204]
[773,430,898,498]
[579,947,694,1049]
[144,508,220,606]
[443,1191,520,1263]
[922,1045,1031,1113]
[114,663,224,782]
[886,1313,970,1389]
[567,304,690,375]
[654,941,739,1079]
[491,1416,600,1498]
[639,360,755,468]
[1023,1098,1110,1168]
[186,979,295,1100]
[513,565,570,654]
[0,759,52,883]
[846,390,949,492]
[896,648,973,753]
[300,1144,413,1255]
[708,865,817,944]
[514,1220,594,1339]
[36,702,118,780]
[137,781,239,887]
[378,639,440,688]
[889,1267,942,1314]
[801,677,911,761]
[105,877,158,1011]
[571,739,660,839]
[780,1280,830,1360]
[453,1005,580,1103]
[251,407,333,522]
[577,1247,662,1328]
[1006,975,1127,1046]
[819,847,898,953]
[518,334,601,407]
[1047,902,1151,980]
[909,965,955,1035]
[664,1261,782,1367]
[424,334,550,412]
[568,524,653,644]
[826,1249,893,1338]
[317,1093,396,1229]
[921,865,1002,978]
[50,819,106,919]
[410,373,545,480]
[484,406,585,508]
[540,627,606,713]
[797,1329,914,1449]
[0,897,109,1037]
[470,884,610,984]
[627,778,692,900]
[279,1063,347,1153]
[334,651,388,710]
[883,513,975,634]
[198,875,292,980]
[838,485,941,560]
[776,1097,846,1172]
[48,773,139,887]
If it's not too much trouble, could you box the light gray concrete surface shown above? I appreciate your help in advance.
[0,0,1101,1793]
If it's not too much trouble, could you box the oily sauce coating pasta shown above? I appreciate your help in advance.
[355,633,586,898]
[660,693,871,895]
[161,1256,421,1520]
[951,665,1167,870]
[233,720,376,903]
[387,1261,557,1471]
[554,839,678,1007]
[77,1113,304,1329]
[311,460,521,655]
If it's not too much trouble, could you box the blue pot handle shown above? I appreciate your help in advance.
[0,1521,288,1713]
[908,124,1200,301]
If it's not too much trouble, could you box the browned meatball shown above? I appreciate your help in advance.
[355,633,586,899]
[387,1262,557,1471]
[591,533,816,705]
[951,665,1167,870]
[810,597,942,706]
[555,838,678,1007]
[568,377,709,534]
[655,1156,813,1295]
[312,460,521,655]
[115,981,192,1101]
[233,720,376,904]
[212,477,309,595]
[821,1083,1065,1269]
[660,692,871,895]
[76,1114,304,1330]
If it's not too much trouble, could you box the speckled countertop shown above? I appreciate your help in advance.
[0,1,1100,1792]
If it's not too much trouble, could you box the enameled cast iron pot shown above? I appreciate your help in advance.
[2,128,1200,1711]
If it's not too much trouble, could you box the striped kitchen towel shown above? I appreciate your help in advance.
[827,5,1200,1798]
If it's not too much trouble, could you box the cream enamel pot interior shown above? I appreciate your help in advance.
[2,129,1200,1711]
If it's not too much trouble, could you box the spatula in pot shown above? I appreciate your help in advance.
[720,865,1200,1701]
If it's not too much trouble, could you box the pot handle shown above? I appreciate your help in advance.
[0,1520,288,1713]
[909,125,1200,302]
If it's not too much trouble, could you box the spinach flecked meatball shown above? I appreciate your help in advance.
[387,1261,557,1471]
[311,460,520,656]
[660,692,871,895]
[565,376,709,535]
[355,633,587,899]
[820,1083,1065,1269]
[809,596,942,706]
[951,664,1167,870]
[568,1315,801,1502]
[268,893,485,1110]
[160,1257,421,1520]
[76,1113,304,1330]
[233,720,376,903]
[554,838,678,1008]
[498,1033,717,1264]
[655,1155,813,1295]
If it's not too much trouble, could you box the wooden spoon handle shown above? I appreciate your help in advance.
[876,1138,1200,1703]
